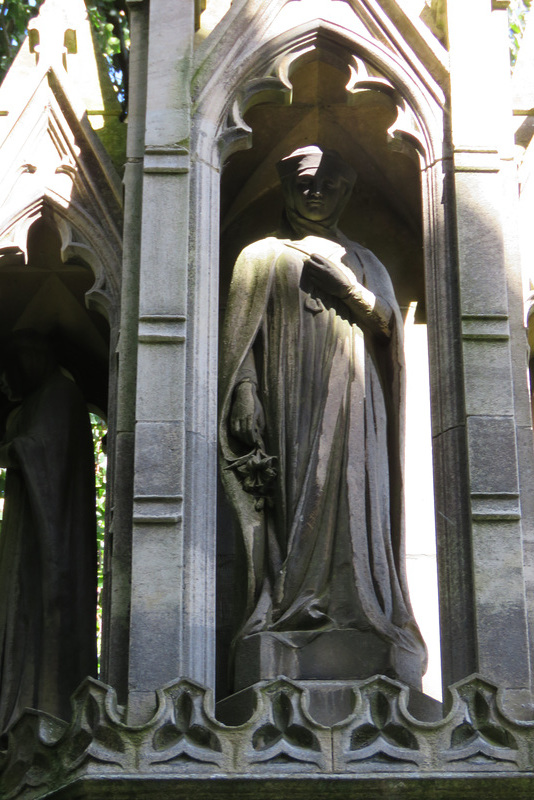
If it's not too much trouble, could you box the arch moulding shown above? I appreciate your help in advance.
[187,16,467,695]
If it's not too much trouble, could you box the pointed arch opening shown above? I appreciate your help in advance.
[208,30,442,705]
[0,203,119,683]
[189,9,472,710]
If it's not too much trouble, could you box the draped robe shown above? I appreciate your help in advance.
[219,233,426,673]
[0,368,97,732]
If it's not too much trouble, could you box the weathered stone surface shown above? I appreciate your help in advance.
[127,0,203,703]
[217,679,442,728]
[17,775,534,800]
[462,341,514,417]
[448,0,534,694]
[3,674,534,800]
[233,632,423,692]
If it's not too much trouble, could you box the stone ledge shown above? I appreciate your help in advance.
[28,774,534,800]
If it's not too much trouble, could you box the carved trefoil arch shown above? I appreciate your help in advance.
[187,1,533,702]
[189,10,448,689]
[0,0,124,690]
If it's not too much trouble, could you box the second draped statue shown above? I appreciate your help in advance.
[219,145,426,690]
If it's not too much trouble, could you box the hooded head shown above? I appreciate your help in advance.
[0,330,56,401]
[277,145,356,235]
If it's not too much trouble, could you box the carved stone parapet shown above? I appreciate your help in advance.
[230,678,332,773]
[2,674,534,798]
[333,674,525,772]
[0,677,230,799]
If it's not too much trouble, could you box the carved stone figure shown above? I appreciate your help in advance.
[0,331,97,732]
[219,146,426,689]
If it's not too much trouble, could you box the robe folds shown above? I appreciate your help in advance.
[219,234,426,674]
[0,369,97,732]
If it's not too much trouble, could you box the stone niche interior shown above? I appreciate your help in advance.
[216,54,428,702]
[0,214,110,432]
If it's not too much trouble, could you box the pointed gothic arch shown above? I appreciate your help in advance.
[0,189,122,683]
[0,195,120,324]
[188,13,467,697]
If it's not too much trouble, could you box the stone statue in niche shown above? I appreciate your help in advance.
[0,330,97,733]
[219,145,427,691]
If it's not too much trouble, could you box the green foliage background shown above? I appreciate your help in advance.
[90,413,107,661]
[510,0,532,64]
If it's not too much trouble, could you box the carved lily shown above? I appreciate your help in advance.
[225,448,277,510]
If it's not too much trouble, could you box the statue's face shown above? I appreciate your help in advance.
[291,168,346,222]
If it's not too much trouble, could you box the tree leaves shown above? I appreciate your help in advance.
[0,0,38,79]
[86,0,129,109]
[90,413,107,671]
[509,0,532,65]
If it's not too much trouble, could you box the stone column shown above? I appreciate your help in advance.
[103,0,148,704]
[446,0,533,691]
[127,0,195,723]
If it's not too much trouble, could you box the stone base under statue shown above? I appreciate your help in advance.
[233,630,423,693]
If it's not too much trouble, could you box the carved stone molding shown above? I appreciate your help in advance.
[217,26,431,165]
[2,674,534,799]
